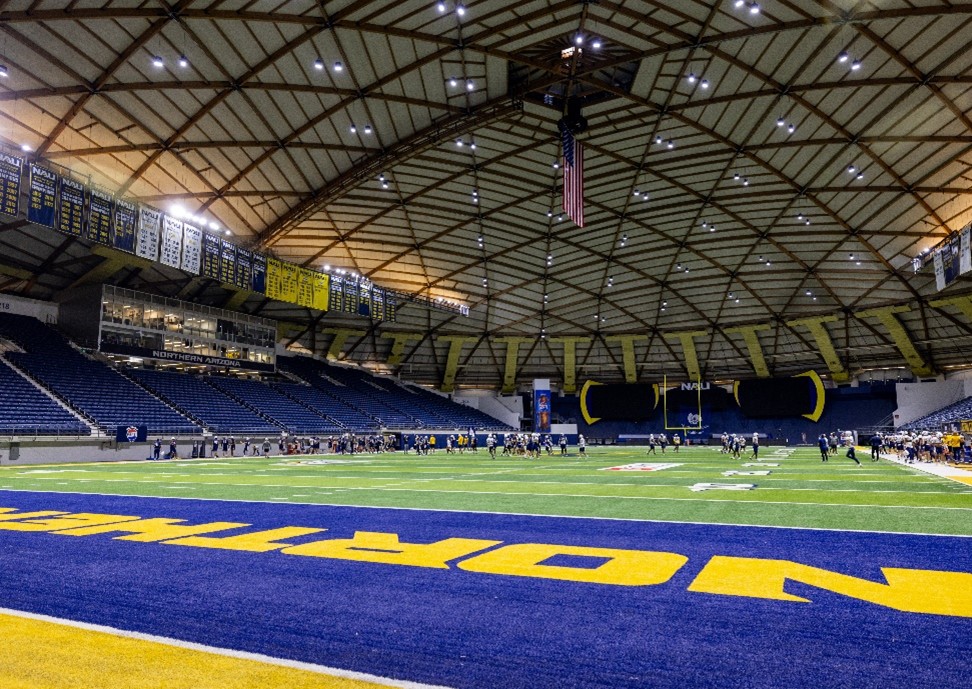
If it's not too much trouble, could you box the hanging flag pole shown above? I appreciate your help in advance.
[560,121,585,228]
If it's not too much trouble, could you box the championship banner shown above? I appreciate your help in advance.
[200,232,221,280]
[297,267,315,308]
[58,177,86,238]
[534,379,551,433]
[372,287,385,321]
[218,238,237,285]
[945,233,962,285]
[86,188,114,246]
[251,252,267,294]
[0,153,23,217]
[27,164,57,228]
[358,280,372,317]
[312,271,329,311]
[961,225,972,276]
[111,198,137,254]
[344,279,359,314]
[934,251,946,291]
[236,248,253,291]
[265,257,283,300]
[160,215,184,268]
[135,207,161,261]
[180,222,202,274]
[279,261,299,303]
[329,274,344,312]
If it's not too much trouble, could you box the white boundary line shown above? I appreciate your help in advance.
[0,487,969,538]
[0,606,451,689]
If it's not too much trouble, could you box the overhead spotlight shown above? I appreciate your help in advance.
[477,235,483,243]
[662,300,668,307]
[667,139,674,149]
[848,165,856,173]
[702,221,708,228]
[472,189,478,196]
[710,225,716,232]
[547,253,552,261]
[20,143,31,152]
[333,61,343,72]
[634,189,641,196]
[734,172,740,180]
[456,4,466,17]
[851,60,861,71]
[608,278,613,286]
[728,292,734,299]
[655,135,663,145]
[776,116,785,127]
[797,213,804,220]
[575,35,584,45]
[209,221,220,230]
[379,174,385,181]
[758,255,763,262]
[787,123,795,134]
[743,178,749,186]
[766,261,772,266]
[552,161,560,169]
[470,142,476,150]
[687,73,696,84]
[849,253,855,260]
[449,77,458,87]
[805,218,811,225]
[456,139,464,147]
[152,55,164,68]
[466,80,474,91]
[592,38,602,49]
[224,229,231,236]
[558,215,564,222]
[701,79,709,89]
[323,265,331,272]
[437,2,447,12]
[381,181,389,189]
[838,51,849,63]
[735,298,740,303]
[349,124,357,134]
[547,211,553,217]
[0,65,8,77]
[734,0,745,6]
[314,58,324,70]
[178,55,189,68]
[676,263,682,271]
[363,124,373,134]
[856,261,861,266]
[806,290,812,296]
[856,172,864,179]
[749,2,760,14]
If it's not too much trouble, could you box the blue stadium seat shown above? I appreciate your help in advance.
[0,313,197,435]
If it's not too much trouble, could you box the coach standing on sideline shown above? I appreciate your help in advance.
[870,433,883,462]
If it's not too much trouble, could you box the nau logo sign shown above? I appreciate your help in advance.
[125,426,139,443]
[0,506,970,619]
[601,463,682,472]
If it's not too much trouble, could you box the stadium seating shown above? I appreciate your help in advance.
[0,358,91,436]
[900,397,972,431]
[273,382,380,432]
[127,368,281,434]
[206,376,345,434]
[278,356,512,430]
[0,314,197,435]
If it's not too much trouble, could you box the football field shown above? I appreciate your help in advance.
[1,446,971,689]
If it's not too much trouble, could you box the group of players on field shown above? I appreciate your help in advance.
[406,432,588,458]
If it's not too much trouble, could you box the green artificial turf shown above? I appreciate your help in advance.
[2,445,971,535]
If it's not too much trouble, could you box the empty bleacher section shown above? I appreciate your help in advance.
[278,357,512,430]
[0,314,196,435]
[900,397,972,430]
[127,368,280,435]
[0,359,90,436]
[273,383,379,432]
[206,376,344,434]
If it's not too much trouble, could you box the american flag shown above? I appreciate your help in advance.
[561,125,584,227]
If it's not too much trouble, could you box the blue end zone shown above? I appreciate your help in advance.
[0,490,969,689]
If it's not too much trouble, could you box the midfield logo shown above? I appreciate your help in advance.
[601,463,682,472]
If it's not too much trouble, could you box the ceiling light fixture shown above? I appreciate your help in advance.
[667,139,674,149]
[363,124,373,134]
[700,79,709,89]
[449,77,457,87]
[456,4,466,17]
[575,35,584,45]
[749,2,760,14]
[178,55,189,68]
[466,80,475,90]
[787,123,795,133]
[0,65,8,77]
[687,73,696,84]
[838,51,849,63]
[333,61,343,72]
[776,116,785,127]
[349,124,357,134]
[851,60,861,71]
[314,58,324,70]
[437,2,446,12]
[152,56,164,68]
[592,38,602,49]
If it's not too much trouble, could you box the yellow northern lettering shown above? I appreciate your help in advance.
[457,544,688,586]
[0,512,140,532]
[0,510,69,522]
[688,556,972,618]
[163,527,326,552]
[54,518,250,542]
[282,531,500,569]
